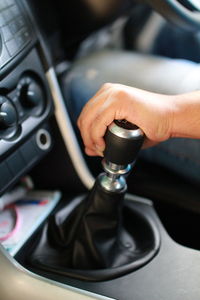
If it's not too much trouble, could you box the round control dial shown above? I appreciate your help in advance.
[0,97,18,129]
[17,76,46,116]
[0,96,19,139]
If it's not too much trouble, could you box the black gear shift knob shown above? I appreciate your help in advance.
[104,120,144,165]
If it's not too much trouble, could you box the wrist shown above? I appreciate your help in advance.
[169,95,182,138]
[170,91,200,139]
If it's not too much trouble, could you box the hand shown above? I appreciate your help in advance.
[77,83,175,156]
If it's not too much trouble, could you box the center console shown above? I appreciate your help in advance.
[0,1,111,299]
[0,0,53,195]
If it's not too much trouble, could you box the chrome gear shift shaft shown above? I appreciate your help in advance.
[100,120,144,192]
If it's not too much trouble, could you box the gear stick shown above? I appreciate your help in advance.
[100,119,144,193]
[30,120,160,282]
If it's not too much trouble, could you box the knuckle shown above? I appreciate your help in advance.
[77,118,81,128]
[95,114,106,127]
[102,82,112,90]
[95,113,103,122]
[79,117,88,129]
[91,132,99,143]
[78,118,83,128]
[91,125,101,144]
[84,135,93,147]
[113,87,127,99]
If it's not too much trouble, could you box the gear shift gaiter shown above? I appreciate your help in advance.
[30,120,160,281]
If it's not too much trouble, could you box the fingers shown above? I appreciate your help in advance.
[90,109,116,154]
[77,82,169,158]
[77,84,115,156]
[77,83,111,128]
[77,99,101,154]
[78,83,159,156]
[79,107,116,156]
[85,147,102,156]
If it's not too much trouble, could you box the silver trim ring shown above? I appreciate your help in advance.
[36,128,52,150]
[108,122,144,139]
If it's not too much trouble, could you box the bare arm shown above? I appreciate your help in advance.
[171,91,200,139]
[77,83,200,156]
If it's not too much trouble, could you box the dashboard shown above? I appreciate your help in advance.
[0,0,33,70]
[0,0,54,195]
[0,2,102,299]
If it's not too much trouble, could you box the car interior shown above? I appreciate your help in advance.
[1,0,200,299]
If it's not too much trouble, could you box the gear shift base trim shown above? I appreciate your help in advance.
[29,191,160,282]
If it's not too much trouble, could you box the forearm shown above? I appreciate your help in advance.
[171,91,200,139]
[78,83,200,157]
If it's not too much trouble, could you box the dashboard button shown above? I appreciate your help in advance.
[0,162,12,191]
[17,17,25,28]
[10,5,20,18]
[21,29,30,42]
[0,45,11,69]
[1,25,12,41]
[5,37,18,55]
[7,150,25,177]
[15,34,24,48]
[16,28,30,47]
[2,8,13,23]
[0,15,5,27]
[9,20,18,35]
[20,138,39,166]
[6,0,16,6]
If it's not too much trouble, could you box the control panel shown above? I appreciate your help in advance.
[0,0,54,195]
[0,0,33,71]
[0,46,54,195]
[0,71,47,143]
